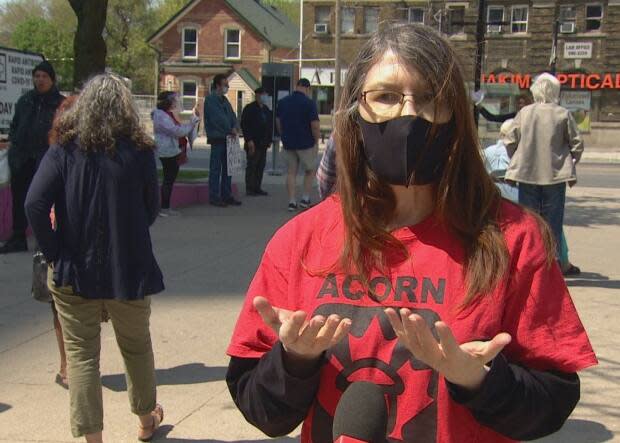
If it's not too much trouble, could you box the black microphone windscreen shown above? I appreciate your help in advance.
[332,382,388,442]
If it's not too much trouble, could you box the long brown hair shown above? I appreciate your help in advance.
[54,73,154,153]
[335,24,520,305]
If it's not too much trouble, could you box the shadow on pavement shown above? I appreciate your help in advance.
[536,419,614,442]
[565,195,620,227]
[565,272,620,289]
[102,364,227,392]
[155,425,298,442]
[0,403,11,413]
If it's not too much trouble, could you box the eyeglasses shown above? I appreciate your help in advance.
[360,90,435,121]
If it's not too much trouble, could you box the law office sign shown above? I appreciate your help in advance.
[564,42,593,59]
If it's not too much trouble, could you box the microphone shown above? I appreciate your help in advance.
[333,382,388,443]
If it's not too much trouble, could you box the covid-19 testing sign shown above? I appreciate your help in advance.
[0,46,44,134]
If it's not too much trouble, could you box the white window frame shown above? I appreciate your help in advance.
[225,28,241,60]
[181,80,198,113]
[341,7,356,34]
[364,7,380,34]
[447,5,466,35]
[182,27,198,60]
[511,5,529,33]
[315,5,331,25]
[487,6,504,33]
[585,3,603,32]
[559,5,577,22]
[408,7,425,24]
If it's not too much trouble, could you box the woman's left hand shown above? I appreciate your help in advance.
[385,308,512,391]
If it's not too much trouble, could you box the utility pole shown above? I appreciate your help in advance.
[550,19,560,75]
[334,0,342,111]
[299,0,304,79]
[473,0,486,126]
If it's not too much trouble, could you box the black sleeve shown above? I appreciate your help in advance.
[25,148,62,262]
[479,107,517,123]
[142,150,160,225]
[240,105,252,143]
[447,353,580,441]
[226,343,323,438]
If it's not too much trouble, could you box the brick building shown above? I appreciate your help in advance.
[148,0,298,119]
[301,0,620,145]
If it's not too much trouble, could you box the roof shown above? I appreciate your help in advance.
[235,68,261,90]
[148,0,299,49]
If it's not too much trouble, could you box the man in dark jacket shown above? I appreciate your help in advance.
[0,60,64,254]
[241,87,273,196]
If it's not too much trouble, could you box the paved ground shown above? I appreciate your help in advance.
[0,176,618,442]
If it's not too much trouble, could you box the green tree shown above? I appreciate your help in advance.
[11,16,74,90]
[0,0,46,46]
[106,0,156,93]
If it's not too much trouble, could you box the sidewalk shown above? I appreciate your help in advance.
[191,136,620,164]
[0,183,618,442]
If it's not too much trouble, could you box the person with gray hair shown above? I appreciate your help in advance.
[503,72,584,260]
[24,73,164,443]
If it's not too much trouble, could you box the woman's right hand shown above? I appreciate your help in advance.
[253,296,351,363]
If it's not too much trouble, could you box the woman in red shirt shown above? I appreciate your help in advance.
[226,24,596,442]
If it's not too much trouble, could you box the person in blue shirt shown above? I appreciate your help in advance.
[276,78,321,211]
[204,74,241,207]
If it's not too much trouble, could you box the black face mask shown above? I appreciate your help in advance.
[359,115,455,186]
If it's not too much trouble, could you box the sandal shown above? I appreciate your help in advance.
[138,403,164,442]
[562,264,581,276]
[55,372,68,390]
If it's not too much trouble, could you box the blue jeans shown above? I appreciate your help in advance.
[518,182,566,259]
[209,142,232,202]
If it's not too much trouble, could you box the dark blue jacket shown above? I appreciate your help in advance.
[25,139,164,300]
[8,87,64,171]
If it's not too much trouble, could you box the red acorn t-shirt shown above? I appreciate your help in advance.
[227,196,597,443]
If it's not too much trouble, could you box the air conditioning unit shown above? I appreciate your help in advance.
[314,23,328,34]
[560,22,576,33]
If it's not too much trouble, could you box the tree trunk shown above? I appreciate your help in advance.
[69,0,108,88]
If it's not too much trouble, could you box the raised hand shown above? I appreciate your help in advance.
[253,296,351,362]
[385,308,512,391]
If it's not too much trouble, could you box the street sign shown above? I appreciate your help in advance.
[560,90,591,110]
[564,42,593,59]
[0,46,44,134]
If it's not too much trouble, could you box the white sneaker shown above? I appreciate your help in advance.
[159,209,180,217]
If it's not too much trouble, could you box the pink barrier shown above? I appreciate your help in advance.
[0,181,236,241]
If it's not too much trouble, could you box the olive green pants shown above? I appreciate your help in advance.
[48,270,156,437]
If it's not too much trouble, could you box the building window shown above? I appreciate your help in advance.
[511,6,528,33]
[364,7,379,34]
[341,7,355,34]
[448,7,465,35]
[586,4,603,31]
[225,29,241,60]
[487,6,504,33]
[182,28,197,59]
[315,6,330,25]
[181,80,197,112]
[408,8,425,24]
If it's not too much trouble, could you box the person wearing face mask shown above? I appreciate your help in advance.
[152,91,200,216]
[1,60,64,254]
[241,87,273,196]
[276,78,321,211]
[225,24,596,443]
[204,74,242,207]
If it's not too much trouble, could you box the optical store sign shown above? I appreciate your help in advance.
[482,72,620,90]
